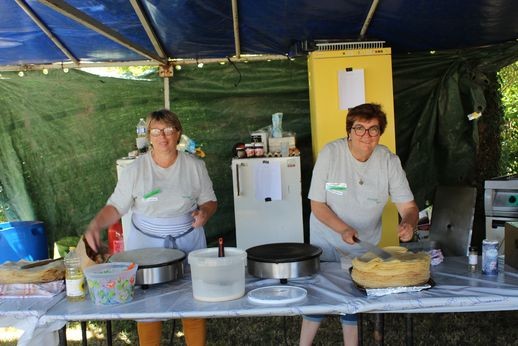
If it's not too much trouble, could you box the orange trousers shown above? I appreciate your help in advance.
[137,319,206,346]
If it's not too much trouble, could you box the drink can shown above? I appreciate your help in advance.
[482,239,499,275]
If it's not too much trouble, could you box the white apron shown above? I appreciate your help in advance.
[125,209,206,255]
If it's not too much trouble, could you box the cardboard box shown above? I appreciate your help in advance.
[505,222,518,270]
[268,136,296,153]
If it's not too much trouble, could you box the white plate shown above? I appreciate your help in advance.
[247,285,307,305]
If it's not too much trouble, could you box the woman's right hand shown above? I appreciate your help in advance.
[84,205,121,253]
[340,228,359,245]
[84,221,101,253]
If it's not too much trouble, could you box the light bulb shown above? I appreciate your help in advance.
[175,65,182,70]
[43,68,49,75]
[197,62,204,68]
[63,68,69,73]
[18,71,24,77]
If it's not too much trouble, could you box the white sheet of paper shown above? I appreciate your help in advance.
[254,160,282,201]
[338,69,365,110]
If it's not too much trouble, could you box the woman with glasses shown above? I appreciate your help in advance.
[299,103,418,346]
[85,109,217,346]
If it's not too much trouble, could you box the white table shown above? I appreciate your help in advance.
[0,292,64,346]
[41,257,518,323]
[4,257,518,345]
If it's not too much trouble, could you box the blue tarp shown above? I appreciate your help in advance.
[1,0,517,67]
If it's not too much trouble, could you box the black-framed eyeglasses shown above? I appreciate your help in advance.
[351,125,380,137]
[150,127,177,137]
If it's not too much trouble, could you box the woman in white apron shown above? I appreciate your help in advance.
[85,109,217,346]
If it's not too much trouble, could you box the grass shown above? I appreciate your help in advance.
[2,311,518,345]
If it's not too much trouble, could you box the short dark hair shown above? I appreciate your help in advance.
[346,103,387,137]
[146,109,183,136]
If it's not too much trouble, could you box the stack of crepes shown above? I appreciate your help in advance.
[351,246,431,288]
[0,259,65,285]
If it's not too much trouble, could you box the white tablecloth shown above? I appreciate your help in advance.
[3,257,518,345]
[0,292,64,346]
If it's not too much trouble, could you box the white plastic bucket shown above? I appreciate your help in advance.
[188,247,246,302]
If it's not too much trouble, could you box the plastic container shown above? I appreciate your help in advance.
[64,247,85,301]
[0,221,48,264]
[108,221,124,254]
[84,262,138,305]
[188,247,247,302]
[482,239,499,275]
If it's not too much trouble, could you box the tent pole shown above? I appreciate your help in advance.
[359,0,380,39]
[231,0,241,59]
[164,77,170,110]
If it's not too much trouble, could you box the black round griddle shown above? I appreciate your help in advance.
[246,243,322,282]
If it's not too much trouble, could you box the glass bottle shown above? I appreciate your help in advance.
[468,246,478,272]
[64,247,86,301]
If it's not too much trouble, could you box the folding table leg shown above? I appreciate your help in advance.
[58,325,67,346]
[81,321,87,346]
[374,313,384,345]
[106,320,113,346]
[358,314,363,346]
[405,314,413,346]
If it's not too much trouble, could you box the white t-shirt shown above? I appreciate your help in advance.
[108,151,217,218]
[308,139,414,261]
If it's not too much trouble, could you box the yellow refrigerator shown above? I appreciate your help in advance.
[307,44,399,247]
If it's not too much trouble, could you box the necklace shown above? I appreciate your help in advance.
[355,165,366,185]
[347,142,369,185]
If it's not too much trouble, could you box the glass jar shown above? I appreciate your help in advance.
[254,143,264,157]
[236,147,246,158]
[245,144,255,158]
[468,246,477,272]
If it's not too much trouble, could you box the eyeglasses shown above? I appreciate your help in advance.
[351,125,380,137]
[149,127,177,137]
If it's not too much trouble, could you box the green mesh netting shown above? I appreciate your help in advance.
[1,42,517,254]
[0,59,312,250]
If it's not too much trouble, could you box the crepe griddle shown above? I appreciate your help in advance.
[246,243,322,283]
[110,248,185,288]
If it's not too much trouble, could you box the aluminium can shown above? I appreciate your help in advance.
[482,239,499,275]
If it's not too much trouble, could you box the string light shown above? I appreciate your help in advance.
[219,61,226,65]
[197,62,204,68]
[42,68,49,75]
[63,68,69,73]
[18,71,24,77]
[175,65,182,71]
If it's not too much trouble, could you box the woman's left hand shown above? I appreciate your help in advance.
[398,222,414,242]
[191,200,218,228]
[191,209,209,228]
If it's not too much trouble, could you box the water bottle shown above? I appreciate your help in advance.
[64,247,85,301]
[136,118,148,153]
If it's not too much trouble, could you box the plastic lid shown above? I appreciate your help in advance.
[247,285,307,305]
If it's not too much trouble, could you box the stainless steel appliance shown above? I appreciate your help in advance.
[110,248,185,287]
[246,243,322,283]
[484,174,518,254]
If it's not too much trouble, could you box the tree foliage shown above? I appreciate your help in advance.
[498,61,518,175]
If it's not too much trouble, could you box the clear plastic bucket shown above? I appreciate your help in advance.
[188,247,246,302]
